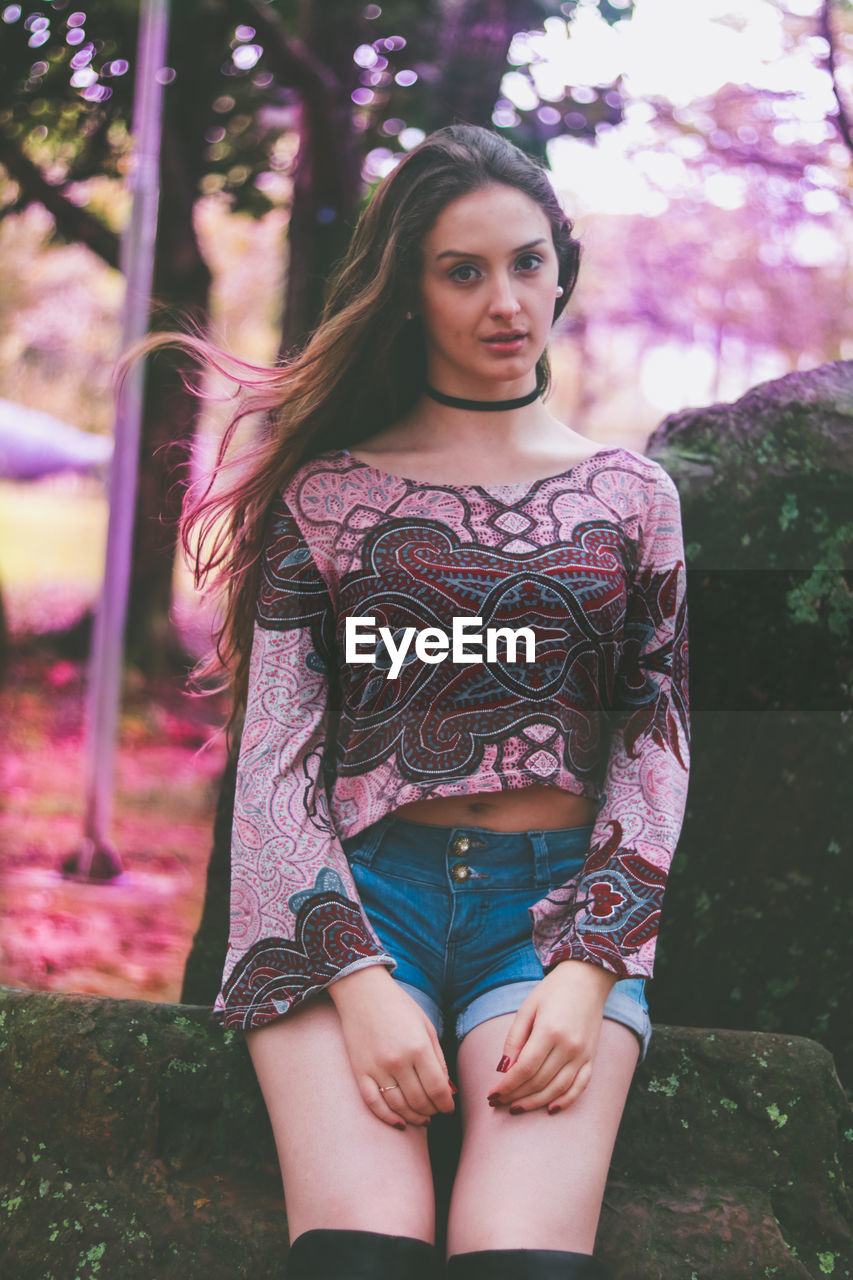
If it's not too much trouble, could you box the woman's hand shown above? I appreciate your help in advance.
[328,965,456,1130]
[487,960,619,1115]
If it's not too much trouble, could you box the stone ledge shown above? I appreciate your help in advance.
[0,987,850,1279]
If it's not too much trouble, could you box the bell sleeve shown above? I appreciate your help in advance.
[529,465,691,980]
[212,493,398,1030]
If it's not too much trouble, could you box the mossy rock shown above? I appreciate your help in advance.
[636,361,853,1100]
[1,988,850,1278]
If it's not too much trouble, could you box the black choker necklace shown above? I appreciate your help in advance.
[425,380,542,411]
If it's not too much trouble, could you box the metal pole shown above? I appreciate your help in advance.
[68,0,171,880]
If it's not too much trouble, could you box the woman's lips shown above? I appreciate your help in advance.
[482,333,527,353]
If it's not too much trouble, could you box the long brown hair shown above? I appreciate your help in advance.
[117,124,582,739]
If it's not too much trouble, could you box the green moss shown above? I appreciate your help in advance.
[720,1098,738,1111]
[818,1253,836,1274]
[647,1073,681,1097]
[165,1058,201,1076]
[766,1102,788,1128]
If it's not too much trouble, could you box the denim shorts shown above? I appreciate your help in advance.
[341,814,652,1063]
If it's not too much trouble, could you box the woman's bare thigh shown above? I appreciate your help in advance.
[245,993,436,1243]
[446,1014,640,1258]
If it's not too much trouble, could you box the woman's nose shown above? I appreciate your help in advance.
[488,274,522,318]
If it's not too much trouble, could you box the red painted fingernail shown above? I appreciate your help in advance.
[548,1105,561,1115]
[509,1105,524,1114]
[496,1056,512,1073]
[449,1082,458,1095]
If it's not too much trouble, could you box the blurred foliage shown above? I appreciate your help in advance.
[0,0,634,223]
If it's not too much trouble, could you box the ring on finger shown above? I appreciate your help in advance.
[378,1082,400,1093]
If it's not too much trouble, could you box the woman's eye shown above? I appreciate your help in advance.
[449,264,480,283]
[516,253,544,271]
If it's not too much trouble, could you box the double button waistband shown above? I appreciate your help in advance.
[438,825,592,890]
[449,832,486,883]
[346,816,596,893]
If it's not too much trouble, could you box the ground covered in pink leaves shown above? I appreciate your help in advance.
[0,649,228,1003]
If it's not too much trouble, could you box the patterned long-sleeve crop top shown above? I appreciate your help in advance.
[212,444,690,1030]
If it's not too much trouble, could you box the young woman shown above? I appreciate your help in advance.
[177,124,690,1279]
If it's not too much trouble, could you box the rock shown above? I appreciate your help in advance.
[646,358,853,502]
[0,988,850,1279]
[636,360,853,1109]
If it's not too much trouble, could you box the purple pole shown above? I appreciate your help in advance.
[68,0,172,880]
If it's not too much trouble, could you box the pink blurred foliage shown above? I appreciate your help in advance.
[0,651,227,1003]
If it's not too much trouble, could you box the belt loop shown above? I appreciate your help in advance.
[531,830,551,887]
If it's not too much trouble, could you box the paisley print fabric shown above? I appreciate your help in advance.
[213,446,691,1029]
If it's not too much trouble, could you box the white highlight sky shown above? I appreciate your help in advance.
[505,0,839,216]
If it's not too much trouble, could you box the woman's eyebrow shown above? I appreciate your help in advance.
[435,237,548,262]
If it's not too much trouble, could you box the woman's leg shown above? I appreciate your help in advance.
[446,1014,640,1258]
[245,991,436,1244]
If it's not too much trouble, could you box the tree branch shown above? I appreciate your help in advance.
[229,0,342,99]
[0,130,120,269]
[820,0,853,158]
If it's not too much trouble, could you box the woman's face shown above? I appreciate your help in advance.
[415,182,561,398]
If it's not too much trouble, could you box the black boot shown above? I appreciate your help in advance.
[285,1227,440,1279]
[446,1247,608,1279]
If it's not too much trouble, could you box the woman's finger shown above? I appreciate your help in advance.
[504,1055,589,1113]
[418,1025,456,1114]
[491,1019,568,1101]
[360,1075,430,1129]
[396,1063,438,1118]
[494,1043,569,1106]
[543,1059,594,1114]
[494,999,537,1078]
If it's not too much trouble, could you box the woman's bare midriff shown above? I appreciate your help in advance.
[392,785,597,832]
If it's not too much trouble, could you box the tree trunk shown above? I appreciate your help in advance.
[429,0,550,131]
[181,750,237,1005]
[279,1,365,355]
